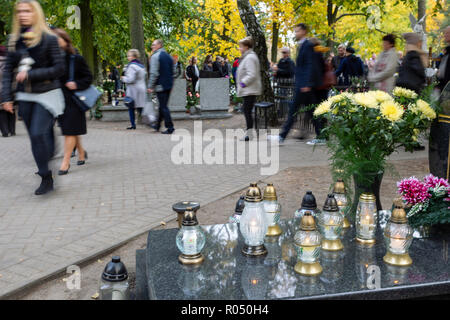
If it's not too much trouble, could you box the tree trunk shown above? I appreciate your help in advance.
[418,0,427,32]
[271,22,279,63]
[236,0,274,120]
[128,0,147,70]
[79,0,96,80]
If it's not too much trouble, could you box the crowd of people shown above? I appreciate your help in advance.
[1,0,450,197]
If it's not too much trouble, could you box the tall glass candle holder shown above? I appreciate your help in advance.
[333,179,350,228]
[318,194,344,251]
[263,183,282,237]
[383,198,413,266]
[293,212,322,276]
[355,193,378,245]
[240,183,269,257]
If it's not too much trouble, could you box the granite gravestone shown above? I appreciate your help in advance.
[168,79,188,119]
[199,78,231,118]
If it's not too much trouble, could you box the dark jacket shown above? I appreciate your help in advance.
[276,57,295,78]
[438,46,450,91]
[311,46,325,89]
[331,55,345,71]
[396,50,426,93]
[1,33,65,103]
[335,54,364,85]
[61,53,93,98]
[295,39,314,89]
[148,48,174,92]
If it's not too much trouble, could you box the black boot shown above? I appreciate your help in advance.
[35,172,54,195]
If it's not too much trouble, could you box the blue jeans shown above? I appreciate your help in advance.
[157,90,174,132]
[128,106,136,128]
[280,90,315,140]
[18,101,55,176]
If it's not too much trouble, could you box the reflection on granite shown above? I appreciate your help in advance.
[145,217,450,300]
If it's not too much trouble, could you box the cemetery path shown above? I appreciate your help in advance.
[0,116,428,299]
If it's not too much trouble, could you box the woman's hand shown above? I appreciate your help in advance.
[16,71,28,83]
[2,102,14,114]
[65,81,77,90]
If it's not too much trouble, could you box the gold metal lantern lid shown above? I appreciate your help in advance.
[391,198,408,224]
[300,212,317,231]
[333,179,346,194]
[263,183,277,201]
[182,207,199,227]
[245,183,263,202]
[359,193,376,202]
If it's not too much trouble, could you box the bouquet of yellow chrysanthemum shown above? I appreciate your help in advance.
[315,87,437,214]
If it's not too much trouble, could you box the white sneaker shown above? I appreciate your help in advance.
[267,135,284,144]
[306,139,326,146]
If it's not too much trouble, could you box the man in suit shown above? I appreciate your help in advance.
[148,39,175,134]
[269,23,316,143]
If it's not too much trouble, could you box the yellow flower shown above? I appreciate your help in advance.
[314,100,332,116]
[353,92,378,109]
[328,93,353,104]
[370,90,393,103]
[393,87,418,99]
[380,101,404,122]
[412,99,437,120]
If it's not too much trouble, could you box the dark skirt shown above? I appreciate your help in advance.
[58,94,87,136]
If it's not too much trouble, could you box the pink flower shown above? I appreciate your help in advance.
[397,177,431,205]
[423,174,450,190]
[188,92,192,97]
[196,93,200,98]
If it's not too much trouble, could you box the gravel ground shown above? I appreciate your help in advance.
[14,154,429,300]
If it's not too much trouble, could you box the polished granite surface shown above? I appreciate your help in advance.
[144,216,450,300]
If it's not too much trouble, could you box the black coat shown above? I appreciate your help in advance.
[438,46,450,91]
[58,53,93,136]
[186,65,199,82]
[275,57,295,78]
[396,50,425,93]
[1,33,65,103]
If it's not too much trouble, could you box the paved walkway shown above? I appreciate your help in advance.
[0,118,428,298]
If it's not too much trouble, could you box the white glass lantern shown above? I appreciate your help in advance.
[240,183,269,256]
[333,179,350,228]
[383,198,413,266]
[263,183,282,237]
[318,194,344,251]
[293,212,323,276]
[356,193,378,245]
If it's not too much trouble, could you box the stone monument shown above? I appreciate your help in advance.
[199,78,232,118]
[168,79,188,120]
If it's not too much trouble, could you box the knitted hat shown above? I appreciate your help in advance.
[402,33,421,45]
[346,47,355,54]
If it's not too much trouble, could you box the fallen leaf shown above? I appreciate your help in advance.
[98,259,103,263]
[160,221,166,226]
[91,292,100,300]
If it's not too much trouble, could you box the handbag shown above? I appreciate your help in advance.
[142,94,157,125]
[69,55,101,112]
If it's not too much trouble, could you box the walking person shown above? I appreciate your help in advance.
[269,23,315,143]
[335,47,365,86]
[368,34,399,93]
[1,0,65,195]
[0,45,16,137]
[236,37,262,141]
[52,28,92,176]
[186,56,199,93]
[331,44,346,72]
[147,39,175,135]
[396,33,426,94]
[122,49,147,130]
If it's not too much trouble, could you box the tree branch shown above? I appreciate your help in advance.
[335,13,367,23]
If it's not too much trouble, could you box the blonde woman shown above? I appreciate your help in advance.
[121,49,147,130]
[1,0,65,195]
[236,37,262,141]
